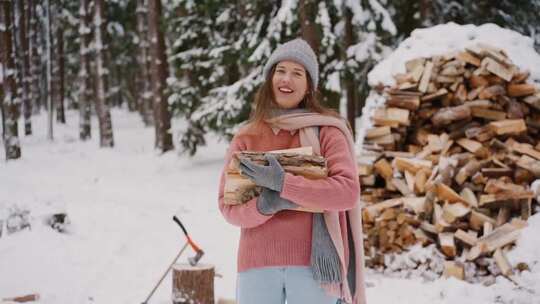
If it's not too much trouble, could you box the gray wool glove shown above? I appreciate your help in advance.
[257,187,299,215]
[239,154,285,192]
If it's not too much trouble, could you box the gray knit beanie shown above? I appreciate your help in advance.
[263,38,319,89]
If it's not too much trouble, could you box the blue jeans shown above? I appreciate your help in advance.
[236,266,338,304]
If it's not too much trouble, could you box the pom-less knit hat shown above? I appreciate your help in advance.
[263,38,319,89]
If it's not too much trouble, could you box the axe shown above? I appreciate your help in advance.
[173,215,205,266]
[141,216,205,304]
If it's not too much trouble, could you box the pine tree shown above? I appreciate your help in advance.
[169,1,299,154]
[94,0,114,147]
[135,0,152,126]
[169,0,397,152]
[55,3,66,124]
[1,0,22,160]
[390,0,540,52]
[148,0,173,152]
[28,0,41,115]
[78,0,92,140]
[16,0,32,135]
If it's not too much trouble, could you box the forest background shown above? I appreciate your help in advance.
[1,0,540,158]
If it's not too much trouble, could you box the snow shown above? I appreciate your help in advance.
[368,23,540,87]
[325,70,341,92]
[1,110,238,303]
[1,109,540,304]
[367,0,396,35]
[358,22,540,155]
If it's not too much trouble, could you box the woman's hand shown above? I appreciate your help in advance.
[239,154,285,192]
[257,187,299,215]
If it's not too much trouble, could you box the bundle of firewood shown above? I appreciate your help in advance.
[360,43,540,282]
[224,147,327,208]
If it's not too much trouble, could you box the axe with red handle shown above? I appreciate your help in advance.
[141,216,205,304]
[172,215,204,266]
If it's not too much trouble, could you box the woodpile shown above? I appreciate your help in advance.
[360,43,539,283]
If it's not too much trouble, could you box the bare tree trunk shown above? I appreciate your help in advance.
[29,0,41,115]
[299,0,319,56]
[78,0,92,140]
[45,0,53,140]
[0,4,4,139]
[94,0,114,147]
[136,0,153,126]
[1,0,22,159]
[343,6,356,139]
[17,0,32,135]
[148,0,173,152]
[102,19,114,107]
[55,8,65,124]
[419,0,433,25]
[10,0,22,120]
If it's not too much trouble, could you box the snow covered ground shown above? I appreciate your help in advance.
[1,109,539,304]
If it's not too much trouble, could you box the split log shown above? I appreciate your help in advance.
[507,84,536,97]
[521,199,532,220]
[173,263,215,304]
[460,188,479,208]
[422,88,448,102]
[442,202,470,223]
[482,57,514,81]
[419,61,434,93]
[457,138,488,157]
[363,198,403,223]
[224,147,327,205]
[523,93,540,110]
[455,229,478,247]
[1,294,40,303]
[496,207,511,227]
[403,197,427,215]
[471,108,506,121]
[439,232,456,257]
[374,158,393,181]
[365,126,392,139]
[436,183,467,204]
[516,155,540,177]
[489,119,527,135]
[457,51,481,67]
[373,107,410,127]
[479,191,534,208]
[394,157,432,174]
[455,159,483,185]
[493,248,513,276]
[507,139,540,160]
[358,163,373,176]
[443,261,465,280]
[431,105,471,126]
[469,210,496,231]
[386,94,421,110]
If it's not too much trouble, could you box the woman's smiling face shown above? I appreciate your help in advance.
[271,60,309,109]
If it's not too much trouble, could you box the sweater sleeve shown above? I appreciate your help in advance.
[218,135,273,228]
[280,126,360,211]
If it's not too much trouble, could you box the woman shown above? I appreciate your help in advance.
[217,38,367,304]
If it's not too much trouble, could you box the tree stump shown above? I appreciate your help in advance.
[172,263,214,304]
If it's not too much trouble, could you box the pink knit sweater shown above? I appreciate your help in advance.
[218,122,360,272]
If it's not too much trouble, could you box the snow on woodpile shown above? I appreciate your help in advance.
[356,22,540,286]
[357,22,540,148]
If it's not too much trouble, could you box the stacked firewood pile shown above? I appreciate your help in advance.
[360,43,540,282]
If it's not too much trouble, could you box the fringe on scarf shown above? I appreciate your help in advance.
[311,213,342,283]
